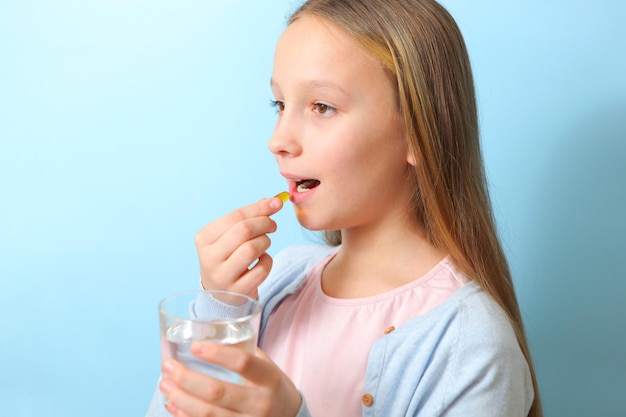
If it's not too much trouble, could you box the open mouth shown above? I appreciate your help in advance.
[295,179,321,193]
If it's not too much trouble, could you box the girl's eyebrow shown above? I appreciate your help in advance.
[270,78,349,96]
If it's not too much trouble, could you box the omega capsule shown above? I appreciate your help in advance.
[274,191,290,203]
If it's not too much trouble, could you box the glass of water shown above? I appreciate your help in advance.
[159,290,262,384]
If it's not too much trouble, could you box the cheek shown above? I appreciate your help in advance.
[325,151,364,186]
[312,117,407,183]
[345,135,406,176]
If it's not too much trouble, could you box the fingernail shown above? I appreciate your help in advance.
[190,342,205,356]
[162,360,174,374]
[160,379,173,394]
[167,402,178,414]
[269,198,281,210]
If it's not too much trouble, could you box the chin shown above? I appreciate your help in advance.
[294,210,335,232]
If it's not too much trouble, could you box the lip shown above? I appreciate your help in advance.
[281,172,320,204]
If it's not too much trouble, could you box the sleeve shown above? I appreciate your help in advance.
[439,303,535,416]
[145,383,170,417]
[190,291,253,319]
[294,393,313,417]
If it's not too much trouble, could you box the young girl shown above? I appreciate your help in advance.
[148,0,542,416]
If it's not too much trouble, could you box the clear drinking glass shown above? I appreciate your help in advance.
[159,290,261,384]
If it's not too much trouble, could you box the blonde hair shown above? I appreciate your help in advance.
[290,1,542,415]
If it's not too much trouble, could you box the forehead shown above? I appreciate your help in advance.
[272,15,384,89]
[278,15,359,55]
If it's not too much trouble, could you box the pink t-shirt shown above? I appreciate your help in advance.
[261,251,470,417]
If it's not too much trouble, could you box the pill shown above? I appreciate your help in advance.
[274,191,290,203]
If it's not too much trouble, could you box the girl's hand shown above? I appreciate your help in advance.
[195,197,284,298]
[159,345,302,417]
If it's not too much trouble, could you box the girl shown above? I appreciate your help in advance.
[148,0,542,416]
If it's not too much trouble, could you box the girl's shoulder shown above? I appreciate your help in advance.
[384,281,525,375]
[400,281,518,344]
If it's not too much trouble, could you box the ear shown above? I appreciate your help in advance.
[406,148,417,166]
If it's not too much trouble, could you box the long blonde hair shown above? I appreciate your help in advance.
[290,1,542,415]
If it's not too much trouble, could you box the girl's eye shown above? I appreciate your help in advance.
[270,100,285,113]
[314,103,335,114]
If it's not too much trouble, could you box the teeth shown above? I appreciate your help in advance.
[296,179,320,193]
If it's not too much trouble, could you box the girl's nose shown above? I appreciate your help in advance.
[267,113,302,157]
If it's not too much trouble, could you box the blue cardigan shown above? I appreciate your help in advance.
[147,244,534,417]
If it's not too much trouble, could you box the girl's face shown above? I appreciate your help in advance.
[269,15,415,233]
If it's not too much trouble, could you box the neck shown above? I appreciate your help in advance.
[322,216,447,299]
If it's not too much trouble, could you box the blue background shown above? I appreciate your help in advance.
[0,1,624,416]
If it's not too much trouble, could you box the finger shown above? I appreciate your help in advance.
[199,232,274,295]
[198,219,274,272]
[160,377,213,417]
[191,344,281,387]
[195,197,283,247]
[162,383,241,417]
[215,252,274,297]
[161,360,249,415]
[197,212,277,287]
[210,217,276,265]
[188,345,302,417]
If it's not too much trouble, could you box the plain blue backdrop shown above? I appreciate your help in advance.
[1,1,624,416]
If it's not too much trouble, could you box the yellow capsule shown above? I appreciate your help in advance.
[274,191,290,203]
